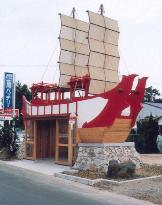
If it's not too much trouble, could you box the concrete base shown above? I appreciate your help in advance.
[73,142,142,173]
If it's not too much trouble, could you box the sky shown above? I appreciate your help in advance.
[0,0,162,99]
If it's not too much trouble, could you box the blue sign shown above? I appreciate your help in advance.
[3,72,14,109]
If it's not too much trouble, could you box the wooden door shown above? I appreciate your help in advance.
[37,120,55,159]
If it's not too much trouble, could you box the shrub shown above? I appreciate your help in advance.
[0,125,19,158]
[107,160,136,178]
[107,160,120,177]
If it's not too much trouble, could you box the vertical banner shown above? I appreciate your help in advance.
[3,72,14,110]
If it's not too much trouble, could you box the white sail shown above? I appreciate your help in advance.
[59,14,89,86]
[88,11,120,94]
[58,11,120,94]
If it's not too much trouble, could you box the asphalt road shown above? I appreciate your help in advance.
[0,162,154,205]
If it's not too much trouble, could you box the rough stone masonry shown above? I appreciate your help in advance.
[73,142,142,173]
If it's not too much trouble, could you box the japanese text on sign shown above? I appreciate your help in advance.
[3,73,13,109]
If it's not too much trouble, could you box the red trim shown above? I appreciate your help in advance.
[82,75,137,128]
[126,77,148,127]
[22,74,147,129]
[82,75,147,128]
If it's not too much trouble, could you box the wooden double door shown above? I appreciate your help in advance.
[26,118,77,165]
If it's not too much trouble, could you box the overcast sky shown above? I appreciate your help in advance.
[0,0,162,99]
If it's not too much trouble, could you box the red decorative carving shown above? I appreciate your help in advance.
[82,74,137,128]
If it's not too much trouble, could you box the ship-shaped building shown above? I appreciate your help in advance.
[22,6,147,166]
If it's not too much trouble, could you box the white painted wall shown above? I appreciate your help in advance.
[77,97,108,128]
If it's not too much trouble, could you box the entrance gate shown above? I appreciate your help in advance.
[25,117,77,166]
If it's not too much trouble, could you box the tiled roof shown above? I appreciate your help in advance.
[137,103,162,120]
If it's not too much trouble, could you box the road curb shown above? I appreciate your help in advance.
[54,172,162,186]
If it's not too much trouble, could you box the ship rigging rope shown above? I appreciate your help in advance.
[32,41,59,96]
[118,47,130,76]
[40,41,59,81]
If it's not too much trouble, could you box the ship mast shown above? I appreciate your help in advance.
[98,4,105,15]
[71,7,76,18]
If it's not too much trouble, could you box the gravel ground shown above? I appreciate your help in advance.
[118,154,162,204]
[98,177,162,205]
[73,154,162,205]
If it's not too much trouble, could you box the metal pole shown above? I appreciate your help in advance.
[13,74,16,118]
[99,4,105,16]
[12,74,16,131]
[2,73,5,114]
[71,7,76,19]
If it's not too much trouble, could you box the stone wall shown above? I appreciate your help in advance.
[73,142,142,173]
[16,139,25,160]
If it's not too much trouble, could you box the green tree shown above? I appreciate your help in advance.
[143,86,161,102]
[135,115,159,153]
[15,81,32,129]
[0,125,18,157]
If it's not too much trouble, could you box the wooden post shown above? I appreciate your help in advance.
[24,120,27,159]
[68,124,72,165]
[55,119,59,162]
[33,120,37,160]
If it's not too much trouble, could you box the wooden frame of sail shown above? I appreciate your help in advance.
[58,11,120,95]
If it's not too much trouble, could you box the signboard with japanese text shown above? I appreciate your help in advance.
[0,109,19,118]
[3,72,14,109]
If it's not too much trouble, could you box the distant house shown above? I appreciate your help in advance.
[137,103,162,120]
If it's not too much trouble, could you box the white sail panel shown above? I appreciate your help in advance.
[75,43,89,55]
[59,63,75,76]
[75,19,89,32]
[104,55,119,70]
[104,29,119,45]
[60,50,75,65]
[75,54,89,67]
[60,39,89,55]
[60,14,89,32]
[60,39,75,53]
[105,81,117,91]
[60,26,88,45]
[89,52,105,68]
[105,43,119,57]
[89,24,105,41]
[59,75,71,87]
[88,11,105,27]
[60,14,76,28]
[60,26,75,41]
[104,16,119,32]
[89,39,105,54]
[75,66,89,77]
[75,30,88,44]
[89,66,105,81]
[89,80,105,94]
[105,69,119,82]
[59,11,120,93]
